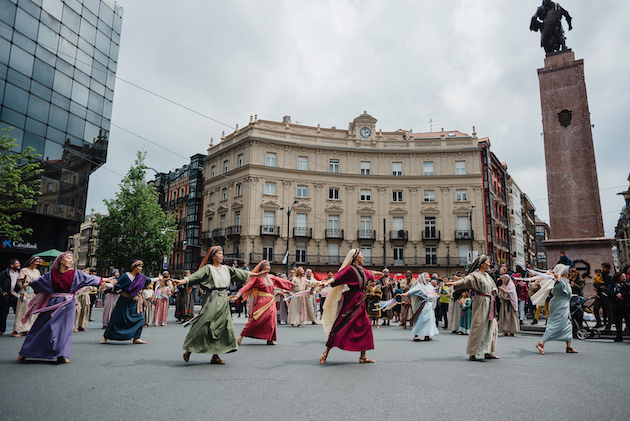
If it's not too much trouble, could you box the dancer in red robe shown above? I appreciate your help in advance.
[319,249,382,364]
[233,260,293,345]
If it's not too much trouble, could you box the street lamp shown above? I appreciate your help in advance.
[279,199,298,276]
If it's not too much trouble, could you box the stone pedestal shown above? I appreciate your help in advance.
[537,51,613,282]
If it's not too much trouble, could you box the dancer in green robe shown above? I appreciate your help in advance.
[173,246,255,364]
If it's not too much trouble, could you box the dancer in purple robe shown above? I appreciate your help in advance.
[17,252,112,363]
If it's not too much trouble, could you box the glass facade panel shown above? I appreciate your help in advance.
[1,0,121,260]
[9,45,34,78]
[4,83,29,113]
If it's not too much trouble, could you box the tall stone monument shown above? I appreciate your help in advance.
[531,1,614,280]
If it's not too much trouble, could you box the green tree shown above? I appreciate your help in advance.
[0,128,43,241]
[94,151,176,273]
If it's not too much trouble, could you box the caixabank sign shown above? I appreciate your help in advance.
[1,240,38,251]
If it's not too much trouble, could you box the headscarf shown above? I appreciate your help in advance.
[25,255,41,267]
[197,246,222,270]
[240,260,270,301]
[465,254,489,276]
[501,274,518,312]
[51,251,73,272]
[125,260,147,297]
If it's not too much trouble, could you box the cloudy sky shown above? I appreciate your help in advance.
[87,0,630,238]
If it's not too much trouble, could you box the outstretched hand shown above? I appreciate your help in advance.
[172,279,187,286]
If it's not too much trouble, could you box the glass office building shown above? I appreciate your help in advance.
[0,0,123,261]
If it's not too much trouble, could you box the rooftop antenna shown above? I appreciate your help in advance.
[429,118,438,132]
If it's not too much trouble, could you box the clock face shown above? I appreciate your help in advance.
[360,127,372,138]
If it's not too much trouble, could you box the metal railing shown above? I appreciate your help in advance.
[422,230,441,241]
[357,229,376,240]
[325,228,344,240]
[293,227,313,239]
[260,225,280,236]
[389,230,408,241]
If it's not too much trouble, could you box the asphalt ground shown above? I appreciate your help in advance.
[0,308,628,421]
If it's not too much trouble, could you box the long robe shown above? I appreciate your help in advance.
[238,275,293,341]
[409,284,439,338]
[14,267,39,333]
[498,290,520,334]
[274,288,289,324]
[288,276,308,325]
[19,270,101,360]
[183,265,249,355]
[448,293,462,332]
[459,298,472,334]
[452,271,498,356]
[366,285,382,319]
[104,273,151,341]
[305,277,318,322]
[325,265,374,352]
[75,285,92,329]
[101,284,120,328]
[175,285,195,321]
[380,278,394,320]
[153,285,171,326]
[541,278,573,343]
[142,288,154,325]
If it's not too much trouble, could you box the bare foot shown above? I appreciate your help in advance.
[359,357,376,363]
[100,338,107,344]
[566,347,580,354]
[237,336,243,346]
[133,339,147,344]
[266,340,278,345]
[535,342,545,355]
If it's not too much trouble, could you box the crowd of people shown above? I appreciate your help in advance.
[1,248,629,365]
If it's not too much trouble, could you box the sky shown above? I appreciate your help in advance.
[87,0,630,238]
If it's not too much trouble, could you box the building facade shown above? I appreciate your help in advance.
[479,141,511,268]
[614,174,630,269]
[535,218,551,269]
[153,154,205,278]
[67,213,105,274]
[197,112,513,275]
[507,177,526,269]
[521,193,538,266]
[1,0,122,263]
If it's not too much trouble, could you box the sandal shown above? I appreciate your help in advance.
[17,355,26,363]
[413,336,421,342]
[359,357,376,364]
[319,351,329,365]
[469,355,478,361]
[210,355,225,365]
[57,357,70,364]
[566,347,580,354]
[266,340,277,345]
[100,338,107,344]
[133,339,147,344]
[237,336,243,346]
[484,353,500,359]
[183,351,191,362]
[535,342,545,355]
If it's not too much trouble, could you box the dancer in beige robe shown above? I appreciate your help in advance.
[498,274,520,335]
[288,267,308,327]
[74,283,93,331]
[448,255,499,361]
[13,256,41,336]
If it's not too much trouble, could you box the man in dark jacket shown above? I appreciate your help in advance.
[0,258,21,335]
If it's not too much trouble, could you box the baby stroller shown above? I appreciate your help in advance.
[570,295,601,340]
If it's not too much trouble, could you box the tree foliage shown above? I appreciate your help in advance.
[94,151,176,273]
[0,128,43,241]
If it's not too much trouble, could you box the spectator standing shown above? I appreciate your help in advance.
[514,274,529,326]
[437,280,450,329]
[102,269,121,329]
[458,291,472,335]
[366,279,382,328]
[497,274,520,336]
[88,269,98,321]
[0,258,21,335]
[594,263,613,330]
[608,272,630,342]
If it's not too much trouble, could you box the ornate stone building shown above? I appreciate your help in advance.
[198,112,526,275]
[614,174,630,269]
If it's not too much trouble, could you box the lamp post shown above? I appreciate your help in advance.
[279,200,298,276]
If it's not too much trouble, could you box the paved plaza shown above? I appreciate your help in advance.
[0,308,627,421]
